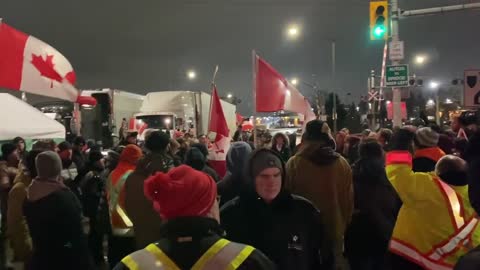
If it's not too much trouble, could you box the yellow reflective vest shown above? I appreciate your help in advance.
[386,151,480,270]
[121,238,255,270]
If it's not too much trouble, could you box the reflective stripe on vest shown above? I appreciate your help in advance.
[390,239,452,270]
[109,171,133,229]
[121,238,255,270]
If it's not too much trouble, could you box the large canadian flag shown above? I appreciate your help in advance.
[255,54,315,123]
[0,22,95,105]
[207,85,230,178]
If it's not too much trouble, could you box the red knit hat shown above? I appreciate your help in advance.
[144,165,217,220]
[119,144,143,165]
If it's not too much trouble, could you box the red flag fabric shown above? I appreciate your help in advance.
[0,22,95,105]
[207,86,230,178]
[236,113,244,126]
[255,55,311,115]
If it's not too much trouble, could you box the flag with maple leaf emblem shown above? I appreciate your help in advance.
[0,22,95,105]
[207,85,230,178]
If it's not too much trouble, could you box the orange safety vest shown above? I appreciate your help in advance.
[122,238,255,270]
[390,177,478,270]
[109,171,134,236]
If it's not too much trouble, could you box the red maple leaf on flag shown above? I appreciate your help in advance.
[31,54,63,88]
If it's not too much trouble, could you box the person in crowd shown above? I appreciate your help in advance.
[7,150,42,266]
[78,150,107,266]
[217,142,253,206]
[189,142,220,181]
[167,138,182,166]
[184,147,220,182]
[454,138,469,158]
[57,141,78,186]
[0,143,20,234]
[23,151,94,270]
[345,139,401,270]
[335,130,348,156]
[125,131,174,249]
[221,148,334,269]
[344,135,361,163]
[107,145,143,267]
[271,133,291,162]
[285,120,353,269]
[198,134,209,147]
[455,132,480,270]
[233,125,243,142]
[176,137,189,162]
[287,132,297,154]
[376,128,393,151]
[120,131,138,146]
[361,129,372,140]
[431,125,455,155]
[32,139,57,152]
[114,165,275,270]
[412,127,446,172]
[386,129,480,270]
[13,137,27,161]
[72,136,86,173]
[102,146,123,180]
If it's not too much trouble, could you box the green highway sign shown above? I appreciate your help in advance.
[386,64,409,87]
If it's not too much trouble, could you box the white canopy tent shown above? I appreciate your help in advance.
[0,93,65,140]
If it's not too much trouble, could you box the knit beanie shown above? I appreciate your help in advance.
[250,149,284,179]
[88,150,104,163]
[1,143,17,159]
[144,165,217,220]
[35,151,62,181]
[416,127,439,148]
[145,131,170,153]
[119,144,143,165]
[58,141,72,152]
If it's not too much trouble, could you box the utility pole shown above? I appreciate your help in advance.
[332,41,337,133]
[390,0,402,127]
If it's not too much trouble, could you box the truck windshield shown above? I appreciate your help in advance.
[136,115,174,130]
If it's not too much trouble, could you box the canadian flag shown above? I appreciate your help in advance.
[255,54,315,123]
[207,85,230,178]
[0,22,96,105]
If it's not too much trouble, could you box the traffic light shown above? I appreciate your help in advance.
[370,1,388,40]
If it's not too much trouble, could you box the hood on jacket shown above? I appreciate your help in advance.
[297,141,340,166]
[353,158,387,185]
[185,147,206,171]
[27,178,67,201]
[226,142,252,178]
[414,147,445,162]
[272,132,290,150]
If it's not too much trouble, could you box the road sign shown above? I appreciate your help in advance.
[386,65,409,87]
[368,90,379,101]
[464,69,480,107]
[389,41,404,61]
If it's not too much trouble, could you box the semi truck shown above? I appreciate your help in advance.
[133,90,236,139]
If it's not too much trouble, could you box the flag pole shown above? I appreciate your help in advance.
[207,65,219,139]
[252,50,258,148]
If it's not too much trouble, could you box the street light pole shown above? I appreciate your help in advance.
[391,0,402,127]
[332,41,337,133]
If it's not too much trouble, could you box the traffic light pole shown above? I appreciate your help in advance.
[390,0,402,127]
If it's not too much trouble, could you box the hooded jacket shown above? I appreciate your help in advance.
[345,158,401,269]
[285,141,353,261]
[7,169,33,262]
[271,133,292,162]
[23,179,94,270]
[412,146,446,172]
[221,149,334,270]
[125,152,174,249]
[217,142,252,206]
[184,147,220,182]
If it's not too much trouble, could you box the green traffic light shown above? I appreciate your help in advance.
[374,25,385,37]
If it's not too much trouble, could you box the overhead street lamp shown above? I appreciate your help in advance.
[415,55,427,65]
[227,93,233,99]
[286,24,300,39]
[187,70,196,80]
[290,78,299,86]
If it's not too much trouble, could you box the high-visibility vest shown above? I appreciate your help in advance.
[390,177,478,270]
[121,238,255,270]
[109,171,134,236]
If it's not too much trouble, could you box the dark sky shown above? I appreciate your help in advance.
[1,0,479,114]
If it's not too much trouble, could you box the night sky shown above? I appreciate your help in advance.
[1,0,479,114]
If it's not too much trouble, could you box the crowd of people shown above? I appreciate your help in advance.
[1,114,480,269]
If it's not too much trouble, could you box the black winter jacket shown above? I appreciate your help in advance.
[345,158,401,270]
[114,217,275,270]
[24,189,94,270]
